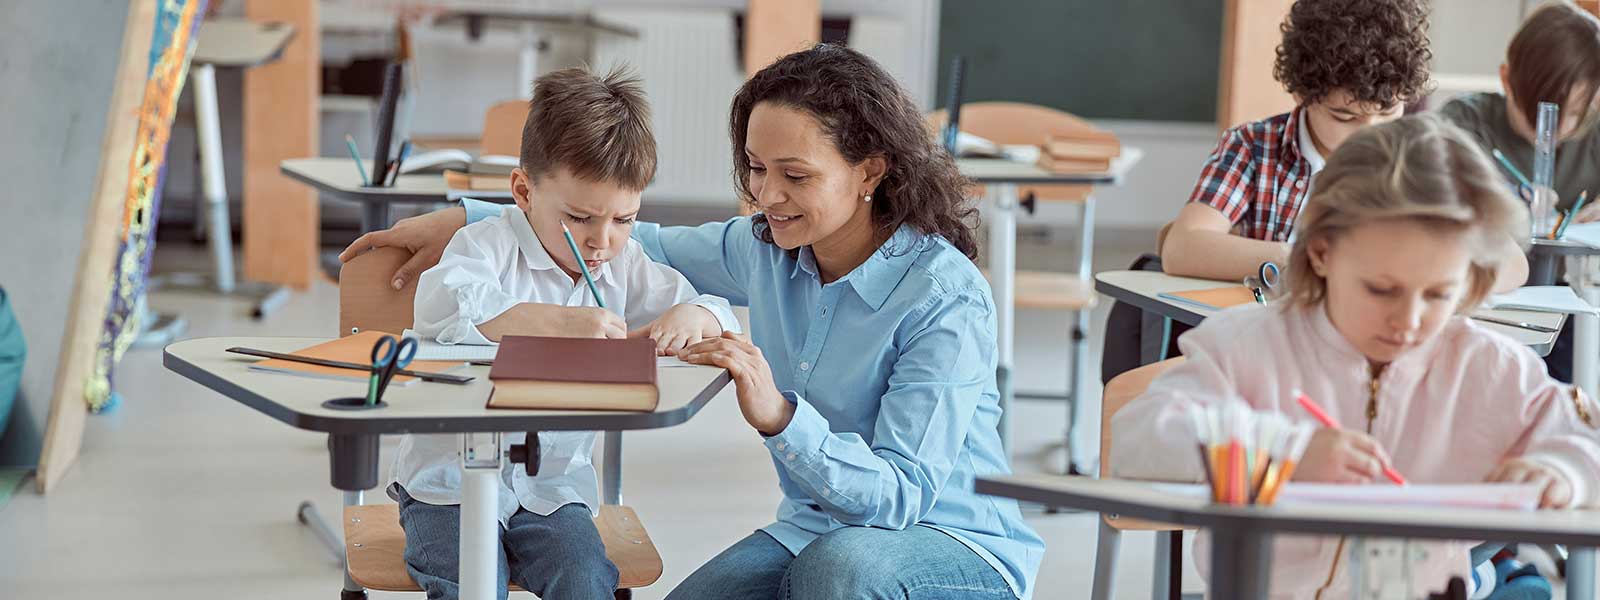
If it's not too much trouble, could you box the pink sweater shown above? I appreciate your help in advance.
[1111,302,1600,599]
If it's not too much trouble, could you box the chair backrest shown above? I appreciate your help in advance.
[338,246,427,337]
[480,99,529,157]
[926,101,1097,202]
[1099,357,1185,477]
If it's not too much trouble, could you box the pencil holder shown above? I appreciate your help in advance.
[323,396,388,411]
[1189,402,1314,506]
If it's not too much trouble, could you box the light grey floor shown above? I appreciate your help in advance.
[0,224,1213,599]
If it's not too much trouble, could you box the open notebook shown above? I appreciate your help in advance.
[1150,482,1542,511]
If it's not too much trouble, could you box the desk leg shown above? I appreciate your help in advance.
[1529,251,1560,286]
[1207,526,1272,600]
[1570,547,1596,600]
[460,433,502,600]
[989,184,1018,453]
[602,431,623,506]
[360,202,391,235]
[192,63,236,292]
[1066,196,1096,475]
[1140,313,1167,366]
[1571,256,1598,400]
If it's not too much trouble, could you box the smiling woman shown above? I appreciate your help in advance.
[340,44,1044,600]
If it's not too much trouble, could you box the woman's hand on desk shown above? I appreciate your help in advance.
[629,304,721,355]
[1486,458,1573,509]
[479,304,627,341]
[679,332,794,436]
[339,207,467,290]
[1295,428,1396,484]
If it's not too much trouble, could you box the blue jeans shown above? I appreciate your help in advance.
[667,526,1015,600]
[394,485,619,600]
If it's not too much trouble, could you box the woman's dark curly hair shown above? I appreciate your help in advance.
[1273,0,1433,108]
[730,44,979,259]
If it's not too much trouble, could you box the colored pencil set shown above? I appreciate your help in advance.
[1187,402,1316,506]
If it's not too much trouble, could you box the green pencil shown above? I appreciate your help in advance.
[1492,148,1533,190]
[344,134,371,186]
[561,221,606,308]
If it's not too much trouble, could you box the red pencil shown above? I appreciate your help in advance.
[1295,392,1407,485]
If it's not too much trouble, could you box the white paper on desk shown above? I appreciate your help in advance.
[403,331,500,361]
[1488,286,1600,315]
[1150,482,1542,510]
[1560,222,1600,248]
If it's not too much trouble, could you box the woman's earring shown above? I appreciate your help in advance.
[863,194,872,203]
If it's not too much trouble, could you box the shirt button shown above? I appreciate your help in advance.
[799,361,810,371]
[1295,180,1306,189]
[822,489,832,499]
[775,441,787,451]
[786,452,797,462]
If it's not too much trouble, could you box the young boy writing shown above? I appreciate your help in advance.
[393,67,738,599]
[1162,0,1431,281]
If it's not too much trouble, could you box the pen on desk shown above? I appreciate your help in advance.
[382,161,400,188]
[1558,190,1589,240]
[344,134,370,186]
[390,139,412,186]
[1295,391,1407,485]
[1492,148,1533,190]
[1469,315,1561,333]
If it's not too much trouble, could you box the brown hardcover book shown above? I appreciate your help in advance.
[1035,153,1113,174]
[1042,136,1122,160]
[443,169,512,191]
[487,336,659,411]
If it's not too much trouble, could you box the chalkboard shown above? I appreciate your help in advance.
[936,0,1224,123]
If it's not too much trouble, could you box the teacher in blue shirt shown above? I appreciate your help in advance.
[341,44,1043,600]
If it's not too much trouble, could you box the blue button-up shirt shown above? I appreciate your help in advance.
[463,201,1043,598]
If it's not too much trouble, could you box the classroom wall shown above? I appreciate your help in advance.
[0,0,131,466]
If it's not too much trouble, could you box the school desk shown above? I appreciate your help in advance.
[1528,239,1600,423]
[957,149,1143,471]
[976,475,1600,600]
[163,335,728,600]
[1095,270,1565,364]
[278,157,515,234]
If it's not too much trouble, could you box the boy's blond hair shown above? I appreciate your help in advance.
[520,66,656,191]
[1285,115,1527,312]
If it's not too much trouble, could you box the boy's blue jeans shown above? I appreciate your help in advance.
[666,526,1015,600]
[394,485,619,600]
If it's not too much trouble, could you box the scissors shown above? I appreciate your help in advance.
[366,335,418,405]
[1242,262,1280,304]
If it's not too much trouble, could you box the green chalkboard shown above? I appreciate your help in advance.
[936,0,1224,123]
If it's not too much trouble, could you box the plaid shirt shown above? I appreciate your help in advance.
[1188,107,1316,242]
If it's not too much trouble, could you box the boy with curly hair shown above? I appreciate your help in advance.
[1160,0,1433,281]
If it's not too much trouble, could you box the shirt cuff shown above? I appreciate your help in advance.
[435,285,522,346]
[763,391,827,467]
[460,197,502,225]
[688,294,741,334]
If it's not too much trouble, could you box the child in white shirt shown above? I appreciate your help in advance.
[394,66,737,600]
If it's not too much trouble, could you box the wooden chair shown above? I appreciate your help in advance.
[1092,357,1196,600]
[336,247,661,599]
[479,99,529,157]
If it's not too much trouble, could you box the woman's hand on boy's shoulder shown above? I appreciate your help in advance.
[339,207,468,290]
[1486,457,1574,509]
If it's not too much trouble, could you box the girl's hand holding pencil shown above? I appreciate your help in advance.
[1296,428,1398,484]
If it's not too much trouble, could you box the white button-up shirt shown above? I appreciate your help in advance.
[391,205,737,521]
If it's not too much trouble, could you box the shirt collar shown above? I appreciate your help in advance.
[1280,105,1308,166]
[790,224,924,311]
[505,205,614,283]
[1297,108,1326,173]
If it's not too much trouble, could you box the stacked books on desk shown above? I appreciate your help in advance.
[1035,126,1122,174]
[1189,402,1316,506]
[487,335,659,411]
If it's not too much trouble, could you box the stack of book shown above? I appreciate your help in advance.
[1035,127,1122,175]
